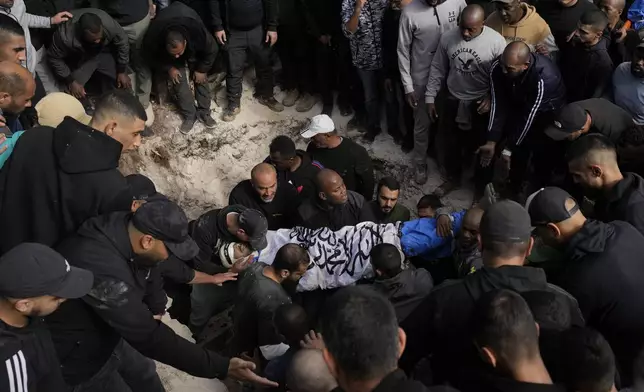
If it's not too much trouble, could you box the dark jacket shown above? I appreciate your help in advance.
[559,37,613,102]
[365,201,411,224]
[574,98,633,143]
[88,0,148,25]
[267,150,324,202]
[307,138,375,199]
[593,172,644,236]
[372,268,433,323]
[383,6,402,80]
[0,117,129,254]
[228,179,298,230]
[469,372,566,392]
[372,369,429,392]
[210,0,278,32]
[47,8,129,84]
[0,318,68,392]
[47,212,230,385]
[488,53,566,148]
[295,190,376,230]
[142,1,218,73]
[189,205,244,274]
[301,0,338,37]
[535,0,597,48]
[400,266,583,386]
[562,219,644,384]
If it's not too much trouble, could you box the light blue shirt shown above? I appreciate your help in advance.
[613,62,644,125]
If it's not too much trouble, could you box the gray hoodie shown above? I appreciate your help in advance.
[426,26,506,103]
[397,0,466,94]
[0,0,51,75]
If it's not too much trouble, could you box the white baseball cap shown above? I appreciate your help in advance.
[301,114,335,138]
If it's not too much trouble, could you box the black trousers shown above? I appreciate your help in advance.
[170,65,211,121]
[440,96,489,194]
[226,25,273,106]
[71,52,117,94]
[276,25,313,94]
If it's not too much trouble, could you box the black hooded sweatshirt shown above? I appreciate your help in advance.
[561,219,644,385]
[142,1,218,73]
[266,150,324,202]
[228,179,298,230]
[372,268,433,323]
[47,212,230,385]
[400,266,584,387]
[559,37,613,102]
[0,117,129,254]
[592,172,644,236]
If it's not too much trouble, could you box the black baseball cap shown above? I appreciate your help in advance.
[480,200,532,243]
[0,243,93,299]
[239,209,268,250]
[126,174,166,202]
[528,187,579,225]
[132,199,199,260]
[545,103,588,141]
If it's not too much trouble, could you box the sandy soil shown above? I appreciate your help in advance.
[120,76,473,391]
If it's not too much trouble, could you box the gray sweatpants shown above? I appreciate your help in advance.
[411,84,431,166]
[122,14,152,108]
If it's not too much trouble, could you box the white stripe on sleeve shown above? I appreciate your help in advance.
[5,356,15,392]
[17,351,27,392]
[12,354,22,392]
[516,78,544,146]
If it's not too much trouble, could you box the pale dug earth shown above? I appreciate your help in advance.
[119,77,473,391]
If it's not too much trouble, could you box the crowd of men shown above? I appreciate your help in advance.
[0,0,643,391]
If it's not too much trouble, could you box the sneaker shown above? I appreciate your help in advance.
[282,89,299,107]
[222,106,240,122]
[145,104,155,126]
[180,117,196,134]
[296,93,317,112]
[362,127,381,143]
[199,113,217,129]
[258,96,285,112]
[414,164,428,185]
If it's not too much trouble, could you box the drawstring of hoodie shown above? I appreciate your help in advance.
[434,6,441,25]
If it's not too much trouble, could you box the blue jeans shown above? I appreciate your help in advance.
[72,340,164,392]
[357,68,383,132]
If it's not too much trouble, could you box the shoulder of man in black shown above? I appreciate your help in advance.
[0,318,68,392]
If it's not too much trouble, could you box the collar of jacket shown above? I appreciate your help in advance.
[462,265,549,299]
[566,219,611,261]
[604,172,635,204]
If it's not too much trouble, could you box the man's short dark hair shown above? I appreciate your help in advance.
[521,290,572,331]
[0,14,24,44]
[272,244,310,273]
[274,303,309,346]
[370,243,402,279]
[269,135,297,159]
[473,289,540,365]
[566,133,615,163]
[580,9,609,31]
[93,89,147,123]
[378,176,401,193]
[417,194,443,210]
[560,328,615,392]
[77,13,103,34]
[319,286,399,381]
[165,29,185,48]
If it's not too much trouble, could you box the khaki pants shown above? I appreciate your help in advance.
[123,14,152,108]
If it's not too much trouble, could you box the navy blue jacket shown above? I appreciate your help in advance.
[488,53,566,148]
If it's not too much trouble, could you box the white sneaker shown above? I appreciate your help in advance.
[145,104,155,126]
